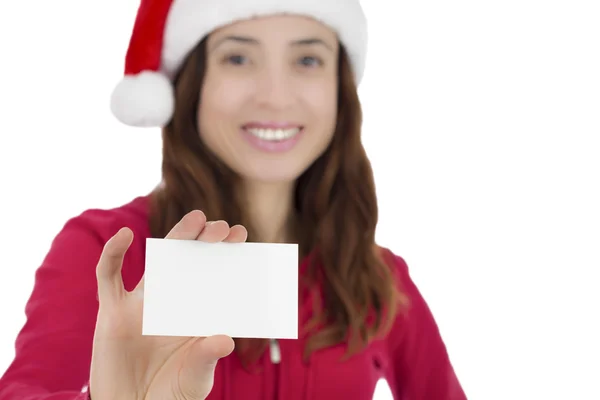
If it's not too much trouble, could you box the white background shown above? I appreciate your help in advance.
[1,1,599,399]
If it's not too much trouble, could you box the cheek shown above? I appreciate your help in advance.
[200,79,247,120]
[300,80,338,129]
[198,77,254,144]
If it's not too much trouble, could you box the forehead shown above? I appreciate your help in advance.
[208,14,338,44]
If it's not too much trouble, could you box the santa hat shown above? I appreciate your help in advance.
[110,0,368,128]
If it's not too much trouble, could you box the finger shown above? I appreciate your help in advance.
[96,227,133,306]
[223,225,248,243]
[195,220,230,242]
[201,334,235,361]
[165,209,207,240]
[134,210,207,295]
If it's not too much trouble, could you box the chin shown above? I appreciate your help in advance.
[237,163,311,184]
[241,171,303,185]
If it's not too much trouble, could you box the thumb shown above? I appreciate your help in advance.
[96,227,133,307]
[179,335,235,398]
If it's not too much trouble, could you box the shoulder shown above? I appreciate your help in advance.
[42,195,152,289]
[377,246,430,316]
[375,247,467,398]
[376,246,422,332]
[45,195,152,264]
[377,245,411,285]
[376,246,441,346]
[59,195,151,243]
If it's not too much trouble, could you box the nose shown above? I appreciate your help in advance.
[253,66,295,111]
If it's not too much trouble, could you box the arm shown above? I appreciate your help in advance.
[387,253,467,400]
[0,215,106,400]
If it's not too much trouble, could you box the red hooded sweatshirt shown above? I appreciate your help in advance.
[0,195,466,400]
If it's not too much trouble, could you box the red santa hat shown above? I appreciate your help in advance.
[110,0,368,128]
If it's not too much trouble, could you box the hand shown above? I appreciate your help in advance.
[89,210,247,400]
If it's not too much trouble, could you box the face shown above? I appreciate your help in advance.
[198,15,339,184]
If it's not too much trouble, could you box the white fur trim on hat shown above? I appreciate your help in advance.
[162,0,368,83]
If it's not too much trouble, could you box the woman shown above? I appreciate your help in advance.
[0,0,466,399]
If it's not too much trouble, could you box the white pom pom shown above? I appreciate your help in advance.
[110,71,174,128]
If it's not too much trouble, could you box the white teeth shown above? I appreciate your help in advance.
[246,127,300,141]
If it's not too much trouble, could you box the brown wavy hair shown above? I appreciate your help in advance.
[149,36,406,365]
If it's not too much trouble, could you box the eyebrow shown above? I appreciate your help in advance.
[210,35,334,52]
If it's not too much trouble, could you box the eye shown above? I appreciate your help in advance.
[298,56,323,68]
[224,54,248,65]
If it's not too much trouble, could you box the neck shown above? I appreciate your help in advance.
[241,180,296,243]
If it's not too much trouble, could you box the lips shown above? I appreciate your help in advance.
[240,122,304,153]
[241,121,304,142]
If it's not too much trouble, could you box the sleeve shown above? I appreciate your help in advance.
[387,253,467,400]
[0,214,107,400]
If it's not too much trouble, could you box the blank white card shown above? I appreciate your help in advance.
[142,238,299,339]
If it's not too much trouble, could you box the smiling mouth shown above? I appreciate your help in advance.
[242,126,303,142]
